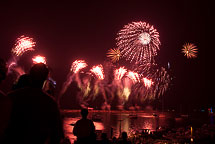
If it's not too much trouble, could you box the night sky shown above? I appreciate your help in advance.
[0,1,209,110]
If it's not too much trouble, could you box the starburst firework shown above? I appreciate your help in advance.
[11,35,36,56]
[32,55,46,64]
[116,21,160,63]
[182,43,198,58]
[107,48,121,62]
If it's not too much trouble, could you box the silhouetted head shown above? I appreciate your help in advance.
[29,63,49,88]
[0,58,7,83]
[121,132,128,140]
[81,108,88,119]
[14,74,31,90]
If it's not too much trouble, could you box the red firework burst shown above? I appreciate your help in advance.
[116,21,160,63]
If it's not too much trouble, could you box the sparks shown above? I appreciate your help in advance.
[114,67,127,80]
[11,35,36,56]
[127,71,140,83]
[122,87,131,101]
[182,43,198,58]
[116,21,160,63]
[106,48,121,63]
[142,77,153,88]
[90,65,104,80]
[32,55,46,64]
[71,60,88,73]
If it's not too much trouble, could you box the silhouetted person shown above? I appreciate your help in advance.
[118,132,131,144]
[99,133,111,144]
[112,136,117,144]
[73,108,95,144]
[3,63,64,144]
[0,58,11,143]
[12,74,31,90]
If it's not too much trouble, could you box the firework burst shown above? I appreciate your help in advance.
[32,55,46,64]
[90,65,104,80]
[156,67,170,96]
[136,65,170,101]
[11,35,36,56]
[107,48,121,63]
[114,67,127,80]
[71,60,88,73]
[127,71,140,83]
[116,21,160,63]
[182,43,198,58]
[142,77,153,88]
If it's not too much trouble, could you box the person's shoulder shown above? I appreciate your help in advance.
[88,119,94,123]
[42,91,57,103]
[86,119,95,125]
[7,87,30,97]
[74,119,82,126]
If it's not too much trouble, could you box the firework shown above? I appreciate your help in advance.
[11,35,36,56]
[127,71,140,83]
[32,55,46,64]
[136,65,171,102]
[71,60,88,73]
[116,21,160,63]
[182,43,198,58]
[90,65,104,80]
[142,77,153,88]
[114,67,127,80]
[122,87,131,101]
[8,61,17,70]
[107,48,121,62]
[157,67,170,96]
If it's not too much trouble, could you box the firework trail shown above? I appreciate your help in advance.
[71,60,88,73]
[114,67,127,80]
[107,48,121,63]
[116,21,160,63]
[114,70,140,104]
[8,35,35,79]
[59,60,87,102]
[182,43,198,58]
[90,65,104,80]
[74,72,93,108]
[32,55,46,64]
[89,65,110,108]
[156,67,170,97]
[58,71,75,101]
[7,61,25,81]
[11,35,36,56]
[121,76,134,102]
[137,66,170,101]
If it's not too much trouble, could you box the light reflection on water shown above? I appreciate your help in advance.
[63,111,173,143]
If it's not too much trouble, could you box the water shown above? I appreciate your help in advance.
[63,110,211,143]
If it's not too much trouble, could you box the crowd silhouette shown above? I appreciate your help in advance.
[0,60,65,144]
[0,57,136,144]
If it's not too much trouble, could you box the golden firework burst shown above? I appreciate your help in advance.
[182,43,198,58]
[107,48,121,62]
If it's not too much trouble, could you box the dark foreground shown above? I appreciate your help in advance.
[62,110,215,143]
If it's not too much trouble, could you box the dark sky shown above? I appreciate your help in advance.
[0,1,209,109]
